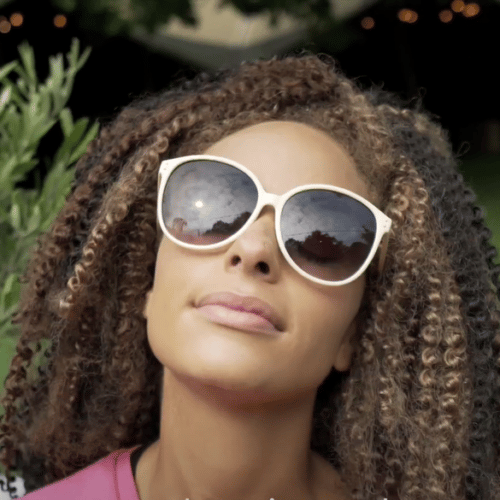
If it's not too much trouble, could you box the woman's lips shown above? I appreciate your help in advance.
[196,292,284,333]
[196,304,281,334]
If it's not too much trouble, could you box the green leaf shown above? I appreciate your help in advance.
[0,79,24,107]
[20,95,39,144]
[0,204,10,224]
[18,43,37,88]
[0,273,20,313]
[67,39,90,73]
[8,159,39,186]
[0,156,19,188]
[0,336,18,409]
[69,121,99,163]
[59,108,74,137]
[0,228,16,269]
[53,119,88,166]
[0,86,12,116]
[29,118,58,146]
[48,54,65,112]
[9,203,21,231]
[53,115,98,167]
[0,60,18,81]
[38,161,75,218]
[67,117,89,148]
[26,204,42,235]
[37,86,53,125]
[8,189,32,234]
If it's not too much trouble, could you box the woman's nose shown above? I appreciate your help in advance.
[224,207,281,283]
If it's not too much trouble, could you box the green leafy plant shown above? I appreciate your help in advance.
[0,39,98,396]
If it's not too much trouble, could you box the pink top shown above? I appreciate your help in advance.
[21,445,142,500]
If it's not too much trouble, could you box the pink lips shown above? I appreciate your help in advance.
[196,292,284,334]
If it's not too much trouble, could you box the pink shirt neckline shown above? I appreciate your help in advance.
[115,445,143,500]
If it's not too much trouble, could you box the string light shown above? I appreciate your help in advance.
[451,0,465,13]
[439,9,453,22]
[463,3,480,17]
[398,8,418,23]
[361,16,375,30]
[0,16,11,34]
[53,14,67,28]
[10,12,23,27]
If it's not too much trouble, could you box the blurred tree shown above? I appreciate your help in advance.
[0,0,331,36]
[0,39,98,411]
[1,0,499,57]
[0,0,459,38]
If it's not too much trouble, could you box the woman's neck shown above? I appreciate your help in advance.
[135,368,348,500]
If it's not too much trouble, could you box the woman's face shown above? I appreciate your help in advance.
[144,120,372,400]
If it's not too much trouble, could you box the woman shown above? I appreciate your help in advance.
[0,53,499,500]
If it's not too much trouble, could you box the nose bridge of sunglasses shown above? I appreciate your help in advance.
[252,191,281,227]
[259,191,281,211]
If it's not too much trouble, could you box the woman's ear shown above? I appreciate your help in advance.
[333,277,369,372]
[332,319,357,372]
[143,290,152,320]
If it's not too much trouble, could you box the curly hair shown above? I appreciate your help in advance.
[0,53,499,500]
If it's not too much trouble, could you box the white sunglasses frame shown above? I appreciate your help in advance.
[157,155,392,286]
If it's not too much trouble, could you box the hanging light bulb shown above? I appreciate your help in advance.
[463,3,480,17]
[439,9,453,23]
[361,16,375,30]
[0,16,11,33]
[10,12,23,27]
[398,8,418,23]
[451,0,465,13]
[54,14,68,28]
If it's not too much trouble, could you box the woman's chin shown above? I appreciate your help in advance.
[164,363,316,411]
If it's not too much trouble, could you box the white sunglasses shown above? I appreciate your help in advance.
[157,155,392,286]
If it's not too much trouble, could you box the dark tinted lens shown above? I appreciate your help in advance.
[162,160,258,245]
[281,190,376,282]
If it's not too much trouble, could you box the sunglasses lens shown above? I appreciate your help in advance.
[162,160,258,245]
[281,190,376,282]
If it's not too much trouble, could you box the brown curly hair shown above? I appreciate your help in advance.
[1,53,499,500]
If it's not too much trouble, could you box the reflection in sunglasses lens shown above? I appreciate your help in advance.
[281,190,376,281]
[163,161,258,245]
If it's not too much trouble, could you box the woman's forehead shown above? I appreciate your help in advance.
[202,120,373,201]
